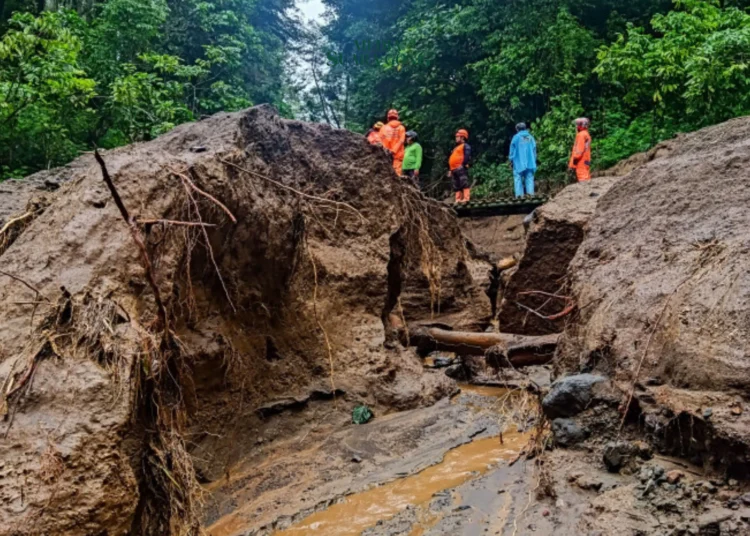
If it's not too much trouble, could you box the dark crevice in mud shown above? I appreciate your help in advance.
[486,264,501,319]
[498,222,584,335]
[639,406,750,479]
[382,226,407,338]
[256,389,348,419]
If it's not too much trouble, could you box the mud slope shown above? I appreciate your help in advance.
[560,116,750,471]
[0,106,487,535]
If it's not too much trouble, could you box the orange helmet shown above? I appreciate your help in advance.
[387,109,399,120]
[456,129,469,140]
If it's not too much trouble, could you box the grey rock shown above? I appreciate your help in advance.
[551,418,587,447]
[444,364,467,381]
[603,441,637,473]
[740,493,750,506]
[542,374,608,419]
[703,407,713,419]
[351,454,362,463]
[433,356,454,368]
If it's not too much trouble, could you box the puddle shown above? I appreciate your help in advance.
[271,429,529,536]
[457,384,509,398]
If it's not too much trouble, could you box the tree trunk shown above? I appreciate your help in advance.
[402,325,559,365]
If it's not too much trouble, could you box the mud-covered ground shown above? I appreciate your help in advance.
[204,371,750,536]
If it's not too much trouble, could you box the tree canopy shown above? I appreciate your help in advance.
[3,0,750,194]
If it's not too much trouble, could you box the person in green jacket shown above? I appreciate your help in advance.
[402,131,422,187]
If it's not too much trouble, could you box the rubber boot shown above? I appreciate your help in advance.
[462,188,471,203]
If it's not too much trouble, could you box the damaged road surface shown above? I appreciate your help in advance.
[4,107,750,536]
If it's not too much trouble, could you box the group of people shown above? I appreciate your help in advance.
[366,109,592,203]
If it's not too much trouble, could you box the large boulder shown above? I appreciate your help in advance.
[542,373,608,419]
[0,106,486,534]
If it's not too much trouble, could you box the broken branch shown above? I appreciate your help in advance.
[94,149,172,345]
[0,269,50,302]
[136,218,217,228]
[0,211,33,236]
[169,168,237,224]
[516,291,576,321]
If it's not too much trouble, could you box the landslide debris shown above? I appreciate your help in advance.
[550,117,750,476]
[0,105,487,535]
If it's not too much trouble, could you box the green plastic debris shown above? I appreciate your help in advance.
[352,405,374,425]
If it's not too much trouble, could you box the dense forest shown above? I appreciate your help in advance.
[3,0,750,194]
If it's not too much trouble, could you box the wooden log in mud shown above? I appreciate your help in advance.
[401,325,559,367]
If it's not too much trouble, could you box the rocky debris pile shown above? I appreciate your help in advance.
[0,106,488,535]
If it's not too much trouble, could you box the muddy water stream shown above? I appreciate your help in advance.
[272,386,527,536]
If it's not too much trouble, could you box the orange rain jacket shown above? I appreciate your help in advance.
[569,129,592,181]
[366,129,381,145]
[449,142,472,171]
[380,120,406,161]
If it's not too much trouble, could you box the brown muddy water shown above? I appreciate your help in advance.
[269,386,527,536]
[273,432,528,536]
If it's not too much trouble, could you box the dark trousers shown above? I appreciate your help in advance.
[451,167,470,191]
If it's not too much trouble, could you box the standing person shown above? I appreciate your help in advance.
[509,122,537,197]
[380,109,406,175]
[402,131,422,186]
[569,117,592,182]
[449,129,472,203]
[367,122,384,145]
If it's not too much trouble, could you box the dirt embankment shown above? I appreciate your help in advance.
[496,178,618,335]
[548,117,750,476]
[0,106,488,535]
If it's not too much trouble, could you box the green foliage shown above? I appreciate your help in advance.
[0,11,95,178]
[597,0,750,129]
[318,0,750,198]
[0,0,297,180]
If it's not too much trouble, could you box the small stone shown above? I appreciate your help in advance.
[633,441,654,460]
[556,498,566,508]
[603,441,636,473]
[717,490,737,502]
[542,509,550,517]
[568,471,584,483]
[699,481,718,494]
[453,505,471,512]
[703,408,713,419]
[666,470,685,484]
[552,418,587,447]
[351,454,362,463]
[731,406,743,416]
[741,493,750,505]
[639,467,653,483]
[728,479,738,487]
[576,474,604,492]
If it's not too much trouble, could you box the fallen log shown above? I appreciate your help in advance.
[485,340,558,369]
[403,325,559,366]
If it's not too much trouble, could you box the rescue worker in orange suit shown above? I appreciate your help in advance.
[569,117,592,182]
[379,109,406,175]
[449,129,472,203]
[366,121,384,145]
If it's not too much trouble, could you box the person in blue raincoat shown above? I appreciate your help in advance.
[509,122,537,198]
